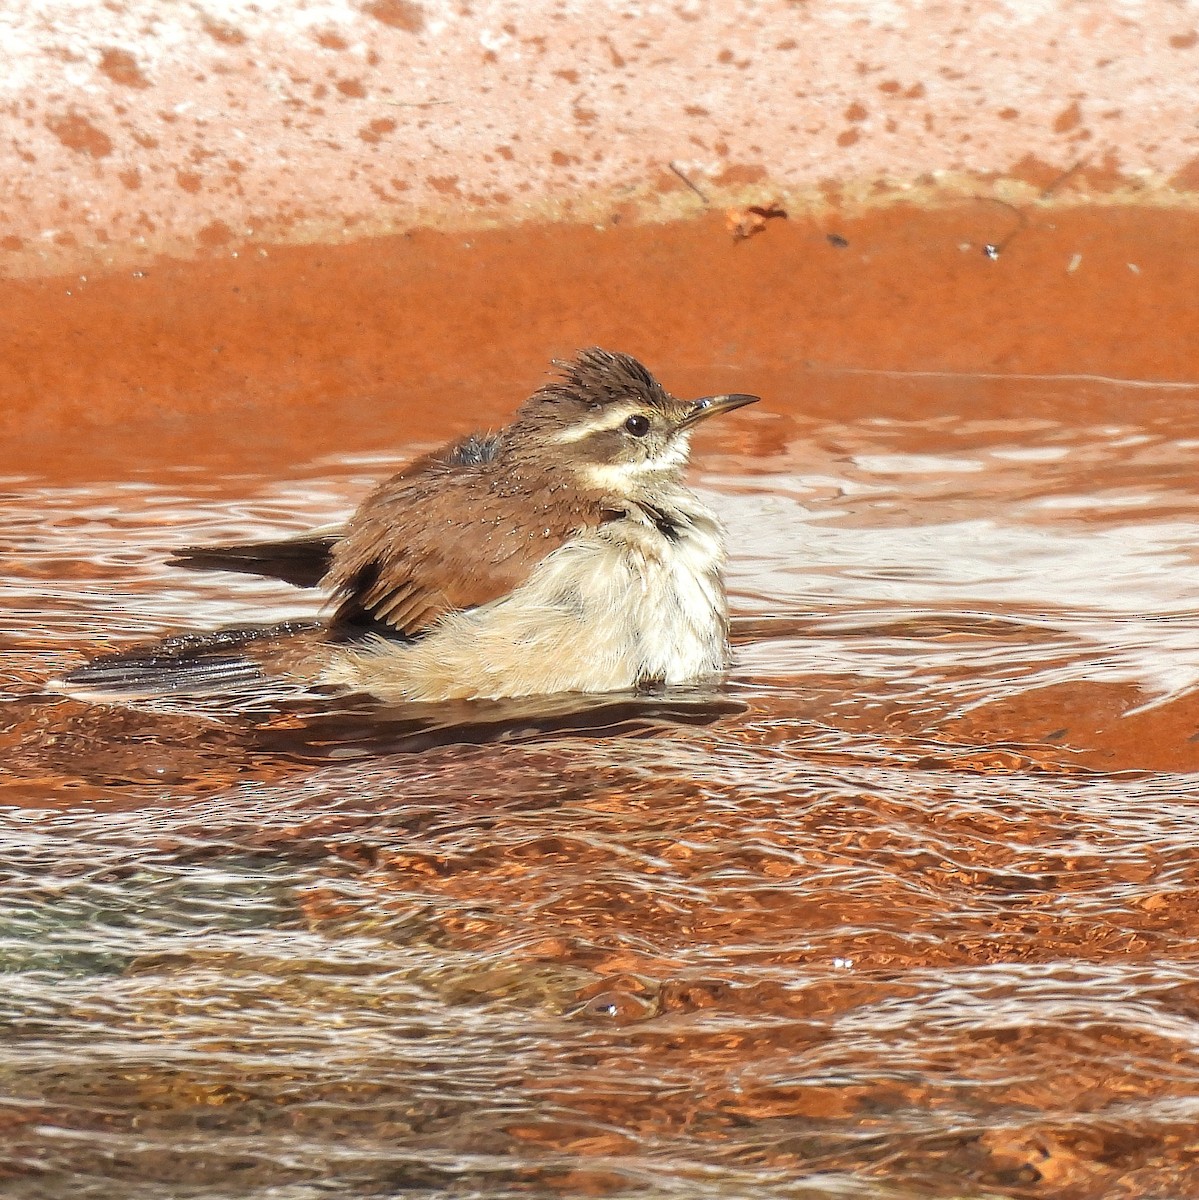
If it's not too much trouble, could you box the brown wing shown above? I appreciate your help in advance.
[323,435,598,637]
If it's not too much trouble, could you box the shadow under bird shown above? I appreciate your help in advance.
[60,349,759,703]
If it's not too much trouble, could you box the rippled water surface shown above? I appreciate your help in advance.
[5,371,1199,1198]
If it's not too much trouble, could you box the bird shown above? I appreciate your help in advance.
[59,348,759,703]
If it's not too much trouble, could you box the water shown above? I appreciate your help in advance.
[4,370,1199,1197]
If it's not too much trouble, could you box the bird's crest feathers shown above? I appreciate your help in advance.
[534,348,672,412]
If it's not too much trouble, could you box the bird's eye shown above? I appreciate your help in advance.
[624,414,651,437]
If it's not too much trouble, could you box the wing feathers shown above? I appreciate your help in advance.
[167,430,607,641]
[324,455,602,637]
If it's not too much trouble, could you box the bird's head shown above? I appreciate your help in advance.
[510,348,758,495]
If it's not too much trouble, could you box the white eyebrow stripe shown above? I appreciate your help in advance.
[552,407,637,443]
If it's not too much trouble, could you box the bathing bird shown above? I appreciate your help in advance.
[60,348,758,702]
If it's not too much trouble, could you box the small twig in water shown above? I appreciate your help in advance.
[668,161,709,205]
[976,196,1029,260]
[1040,158,1088,200]
[976,159,1088,259]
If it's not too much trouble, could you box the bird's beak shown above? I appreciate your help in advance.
[678,392,760,430]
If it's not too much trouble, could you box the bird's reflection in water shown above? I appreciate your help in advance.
[247,686,746,763]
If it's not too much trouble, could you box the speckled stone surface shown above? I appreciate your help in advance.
[4,0,1199,273]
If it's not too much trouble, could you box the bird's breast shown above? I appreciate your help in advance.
[481,496,730,690]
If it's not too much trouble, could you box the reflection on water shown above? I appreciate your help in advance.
[5,372,1199,1196]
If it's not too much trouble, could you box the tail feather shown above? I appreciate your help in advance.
[60,655,265,696]
[169,534,338,588]
[56,622,318,698]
